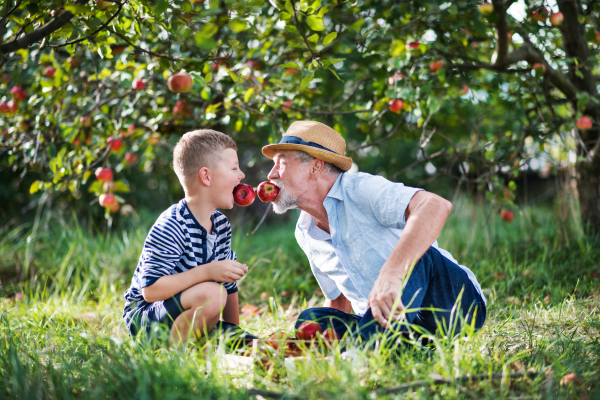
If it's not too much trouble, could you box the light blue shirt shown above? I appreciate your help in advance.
[295,172,485,316]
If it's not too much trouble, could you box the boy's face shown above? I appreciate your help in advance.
[211,148,245,209]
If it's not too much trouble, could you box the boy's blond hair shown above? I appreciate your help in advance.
[173,129,237,189]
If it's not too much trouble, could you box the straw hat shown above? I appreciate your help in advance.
[261,121,353,171]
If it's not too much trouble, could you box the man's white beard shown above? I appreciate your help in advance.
[271,179,300,214]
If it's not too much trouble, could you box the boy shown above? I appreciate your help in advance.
[123,129,251,345]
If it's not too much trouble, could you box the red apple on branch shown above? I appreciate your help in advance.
[132,79,145,90]
[388,73,404,85]
[577,116,592,130]
[95,167,113,182]
[125,152,137,164]
[389,99,404,113]
[478,3,494,15]
[531,7,548,22]
[297,321,323,340]
[167,72,193,92]
[406,42,419,50]
[127,124,136,136]
[44,66,56,78]
[233,183,255,206]
[106,137,123,151]
[0,102,9,113]
[549,12,563,26]
[10,86,28,102]
[281,100,293,113]
[532,63,546,75]
[429,61,444,72]
[80,115,92,127]
[257,181,280,202]
[99,193,116,207]
[458,84,469,95]
[500,209,514,223]
[107,202,120,213]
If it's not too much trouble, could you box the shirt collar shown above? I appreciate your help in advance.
[325,173,345,201]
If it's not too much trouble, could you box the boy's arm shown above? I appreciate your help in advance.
[222,292,239,325]
[141,260,247,303]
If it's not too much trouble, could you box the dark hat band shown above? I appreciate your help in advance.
[279,135,337,154]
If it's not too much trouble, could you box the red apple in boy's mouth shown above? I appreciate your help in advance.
[257,181,280,202]
[233,183,255,206]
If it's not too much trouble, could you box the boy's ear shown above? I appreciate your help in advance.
[198,167,211,187]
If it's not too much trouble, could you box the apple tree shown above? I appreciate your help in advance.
[1,0,599,234]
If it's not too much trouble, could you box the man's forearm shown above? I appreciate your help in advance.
[381,193,451,279]
[142,266,212,303]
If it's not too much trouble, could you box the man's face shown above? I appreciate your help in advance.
[267,151,307,214]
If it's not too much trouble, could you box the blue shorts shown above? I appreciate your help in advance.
[128,293,184,337]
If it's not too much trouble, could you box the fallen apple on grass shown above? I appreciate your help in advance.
[296,321,323,340]
[257,181,280,202]
[233,184,255,206]
[322,328,340,342]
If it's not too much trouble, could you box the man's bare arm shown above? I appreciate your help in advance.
[368,191,452,327]
[323,292,352,313]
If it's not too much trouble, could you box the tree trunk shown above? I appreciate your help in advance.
[558,1,600,234]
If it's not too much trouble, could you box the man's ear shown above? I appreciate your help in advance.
[310,159,324,176]
[198,167,211,187]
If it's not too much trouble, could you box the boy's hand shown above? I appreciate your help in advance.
[207,260,248,282]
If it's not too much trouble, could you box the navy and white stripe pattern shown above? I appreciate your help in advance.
[123,199,237,331]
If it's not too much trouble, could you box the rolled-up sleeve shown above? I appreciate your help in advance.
[359,175,423,229]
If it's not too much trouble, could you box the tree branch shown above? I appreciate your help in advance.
[492,0,509,66]
[0,0,89,54]
[48,3,124,48]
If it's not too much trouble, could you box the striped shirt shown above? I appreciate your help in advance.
[123,200,238,331]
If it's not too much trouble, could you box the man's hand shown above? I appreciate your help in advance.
[206,260,248,283]
[368,270,405,328]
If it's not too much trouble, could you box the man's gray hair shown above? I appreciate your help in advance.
[295,151,343,176]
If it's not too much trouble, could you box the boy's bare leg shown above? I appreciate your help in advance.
[170,282,227,345]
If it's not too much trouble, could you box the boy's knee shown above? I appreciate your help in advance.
[184,282,227,314]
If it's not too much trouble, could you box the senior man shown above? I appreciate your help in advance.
[262,121,486,343]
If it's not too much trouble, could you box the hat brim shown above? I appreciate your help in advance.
[262,143,353,172]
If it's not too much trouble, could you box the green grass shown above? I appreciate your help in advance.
[1,198,599,399]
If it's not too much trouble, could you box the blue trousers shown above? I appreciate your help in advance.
[295,247,486,343]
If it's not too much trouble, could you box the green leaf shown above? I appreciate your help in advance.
[285,24,299,34]
[228,19,247,33]
[280,11,291,20]
[64,5,94,14]
[154,0,168,15]
[279,62,300,68]
[205,72,213,83]
[194,32,216,51]
[307,34,319,43]
[227,70,240,83]
[306,15,325,31]
[30,181,40,194]
[300,72,315,90]
[244,88,254,102]
[323,32,337,45]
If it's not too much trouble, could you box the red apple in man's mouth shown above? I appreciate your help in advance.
[257,181,280,202]
[296,321,323,340]
[233,183,255,206]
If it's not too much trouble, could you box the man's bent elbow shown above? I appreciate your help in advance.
[442,198,452,217]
